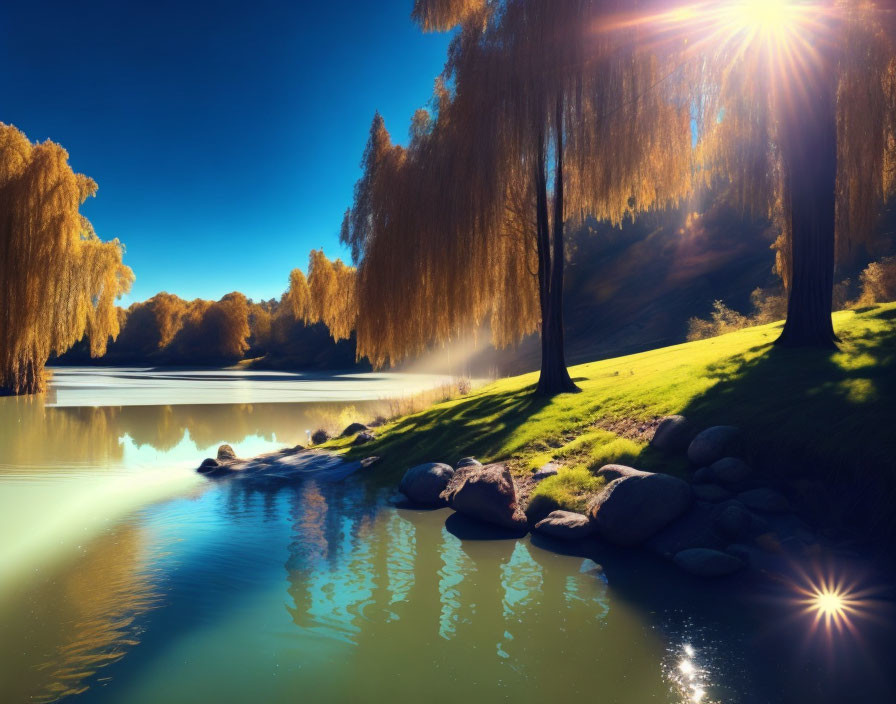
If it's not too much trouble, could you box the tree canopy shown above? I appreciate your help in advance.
[0,123,133,395]
[342,0,694,392]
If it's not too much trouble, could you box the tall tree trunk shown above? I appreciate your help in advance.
[535,100,578,396]
[775,60,838,348]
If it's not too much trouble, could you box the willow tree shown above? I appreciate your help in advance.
[281,251,357,342]
[0,124,133,395]
[682,0,896,347]
[343,1,693,395]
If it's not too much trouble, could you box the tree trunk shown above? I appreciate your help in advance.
[775,59,838,348]
[535,101,578,396]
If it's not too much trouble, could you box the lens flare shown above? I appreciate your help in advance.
[813,588,846,617]
[729,0,797,33]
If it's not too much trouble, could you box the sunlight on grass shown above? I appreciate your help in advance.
[527,468,606,519]
[342,304,896,489]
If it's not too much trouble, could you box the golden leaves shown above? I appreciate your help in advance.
[0,123,133,394]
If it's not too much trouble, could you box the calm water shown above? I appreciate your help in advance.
[1,368,893,704]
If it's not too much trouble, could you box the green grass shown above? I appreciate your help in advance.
[526,467,607,522]
[331,304,896,516]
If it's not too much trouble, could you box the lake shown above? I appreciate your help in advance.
[1,367,893,703]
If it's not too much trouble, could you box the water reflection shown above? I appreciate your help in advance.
[0,523,162,703]
[0,395,384,471]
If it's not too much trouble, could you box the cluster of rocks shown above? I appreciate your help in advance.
[310,422,376,447]
[396,415,818,580]
[197,443,366,482]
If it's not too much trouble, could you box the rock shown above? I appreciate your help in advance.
[687,426,742,466]
[692,466,715,483]
[533,510,596,539]
[399,463,455,505]
[198,457,221,473]
[342,422,370,437]
[595,464,645,482]
[674,548,744,577]
[217,444,237,461]
[737,488,790,513]
[710,457,752,484]
[650,415,692,453]
[360,456,380,469]
[587,468,692,546]
[532,462,560,481]
[368,416,387,428]
[646,502,725,558]
[311,428,330,445]
[352,432,375,446]
[440,463,527,532]
[692,483,733,502]
[455,457,482,470]
[712,502,769,541]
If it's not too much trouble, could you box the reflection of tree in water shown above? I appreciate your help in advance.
[273,478,619,699]
[0,396,125,468]
[0,397,383,470]
[0,523,161,703]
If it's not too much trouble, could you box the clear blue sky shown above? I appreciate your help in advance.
[0,1,451,304]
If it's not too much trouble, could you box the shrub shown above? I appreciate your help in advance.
[858,256,896,305]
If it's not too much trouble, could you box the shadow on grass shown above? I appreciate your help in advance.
[346,382,556,482]
[662,307,896,539]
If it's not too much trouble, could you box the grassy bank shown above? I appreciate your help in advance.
[330,304,896,528]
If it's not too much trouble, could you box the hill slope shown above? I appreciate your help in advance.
[339,304,896,537]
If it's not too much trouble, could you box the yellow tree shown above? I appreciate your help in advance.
[281,251,358,342]
[343,1,693,394]
[0,124,133,395]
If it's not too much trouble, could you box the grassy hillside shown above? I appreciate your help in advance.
[335,303,896,530]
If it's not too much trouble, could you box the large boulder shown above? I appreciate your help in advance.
[342,422,370,437]
[587,468,692,546]
[709,457,752,484]
[712,502,769,541]
[646,502,725,558]
[399,463,455,505]
[692,483,733,502]
[533,510,596,539]
[687,426,742,466]
[311,428,330,445]
[440,463,528,531]
[650,415,693,453]
[674,548,744,577]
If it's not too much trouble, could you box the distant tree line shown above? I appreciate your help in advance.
[57,249,360,369]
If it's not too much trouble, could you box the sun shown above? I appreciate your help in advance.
[813,588,846,618]
[730,0,795,33]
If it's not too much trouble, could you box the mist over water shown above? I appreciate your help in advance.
[2,368,894,703]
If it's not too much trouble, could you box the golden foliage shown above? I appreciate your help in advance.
[686,0,896,279]
[858,255,896,305]
[307,250,357,342]
[283,268,312,322]
[343,1,694,368]
[0,123,133,395]
[411,0,486,31]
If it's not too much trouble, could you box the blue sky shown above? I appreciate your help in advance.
[0,1,451,303]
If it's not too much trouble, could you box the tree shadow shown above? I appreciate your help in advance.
[344,383,556,482]
[653,307,896,539]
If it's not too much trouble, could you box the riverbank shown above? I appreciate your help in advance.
[324,303,896,545]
